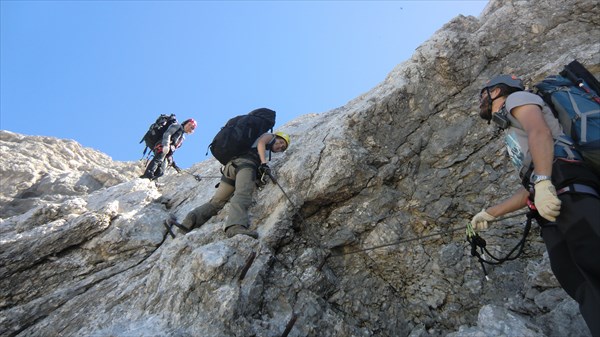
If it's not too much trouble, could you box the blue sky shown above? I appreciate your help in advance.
[1,1,487,169]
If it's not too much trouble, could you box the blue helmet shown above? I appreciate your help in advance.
[481,74,524,93]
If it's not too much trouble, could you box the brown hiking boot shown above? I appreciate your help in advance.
[225,225,258,239]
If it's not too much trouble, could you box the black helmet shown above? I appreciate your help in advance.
[481,74,524,93]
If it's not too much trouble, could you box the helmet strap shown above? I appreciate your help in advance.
[485,87,505,124]
[266,135,276,150]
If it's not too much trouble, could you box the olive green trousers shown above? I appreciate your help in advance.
[182,157,256,230]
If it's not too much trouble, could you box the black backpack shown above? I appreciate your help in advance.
[209,108,276,165]
[140,114,178,156]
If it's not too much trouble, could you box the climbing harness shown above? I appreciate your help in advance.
[466,210,533,280]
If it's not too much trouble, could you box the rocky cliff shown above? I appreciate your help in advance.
[1,0,599,336]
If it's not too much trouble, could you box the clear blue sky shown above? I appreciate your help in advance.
[1,1,487,169]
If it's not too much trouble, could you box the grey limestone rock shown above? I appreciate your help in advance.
[1,0,598,336]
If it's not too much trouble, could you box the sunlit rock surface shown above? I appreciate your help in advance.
[1,0,598,336]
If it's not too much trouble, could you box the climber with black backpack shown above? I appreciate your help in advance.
[140,115,197,180]
[470,62,600,336]
[169,108,290,239]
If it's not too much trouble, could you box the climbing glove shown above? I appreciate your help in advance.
[470,209,496,230]
[534,180,561,221]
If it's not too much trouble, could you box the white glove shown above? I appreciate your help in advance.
[534,180,561,221]
[470,209,496,230]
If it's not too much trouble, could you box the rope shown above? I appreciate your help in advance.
[328,210,530,258]
[467,211,534,280]
[190,174,222,180]
[265,173,532,328]
[263,172,321,337]
[469,212,533,264]
[267,171,299,209]
[330,226,465,257]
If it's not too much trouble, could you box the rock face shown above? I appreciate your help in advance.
[1,0,598,336]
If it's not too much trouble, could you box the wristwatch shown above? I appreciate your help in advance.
[531,173,551,184]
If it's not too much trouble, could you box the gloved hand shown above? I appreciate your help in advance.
[470,209,496,230]
[257,163,271,185]
[534,180,561,221]
[258,163,271,177]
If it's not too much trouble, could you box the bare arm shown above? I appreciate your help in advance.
[511,104,554,176]
[256,133,275,164]
[484,104,552,218]
[486,187,530,217]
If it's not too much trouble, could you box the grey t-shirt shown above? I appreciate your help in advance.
[503,91,565,177]
[161,123,184,149]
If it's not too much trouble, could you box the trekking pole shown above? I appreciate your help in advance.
[140,152,153,166]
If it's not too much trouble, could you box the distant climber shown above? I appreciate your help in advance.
[470,74,600,336]
[140,118,197,180]
[176,131,290,239]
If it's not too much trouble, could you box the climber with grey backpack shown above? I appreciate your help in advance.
[139,114,198,180]
[469,60,600,336]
